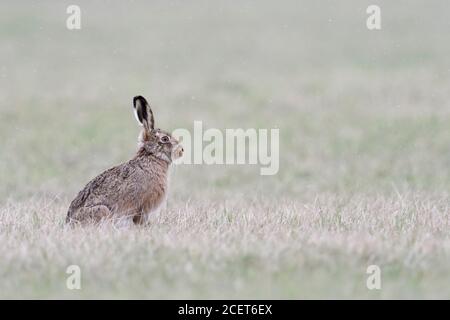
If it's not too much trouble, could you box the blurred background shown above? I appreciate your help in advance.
[0,0,449,299]
[1,0,449,202]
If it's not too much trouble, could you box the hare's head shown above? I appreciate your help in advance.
[133,96,183,163]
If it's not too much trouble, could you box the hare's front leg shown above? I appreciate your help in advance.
[132,210,147,225]
[132,204,164,226]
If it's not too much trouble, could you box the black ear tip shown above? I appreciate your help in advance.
[133,95,147,107]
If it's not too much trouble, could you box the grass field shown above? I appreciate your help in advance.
[0,0,449,299]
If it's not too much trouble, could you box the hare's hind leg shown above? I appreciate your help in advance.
[68,205,113,224]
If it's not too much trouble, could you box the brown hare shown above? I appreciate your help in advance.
[66,96,183,225]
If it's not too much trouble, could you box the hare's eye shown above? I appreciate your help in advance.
[161,136,170,143]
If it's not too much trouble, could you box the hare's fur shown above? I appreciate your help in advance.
[66,96,182,225]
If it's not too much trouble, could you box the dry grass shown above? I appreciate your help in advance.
[0,193,448,299]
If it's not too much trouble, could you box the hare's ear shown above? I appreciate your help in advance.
[133,95,155,131]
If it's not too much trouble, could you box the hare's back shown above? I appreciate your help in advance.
[67,165,126,213]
